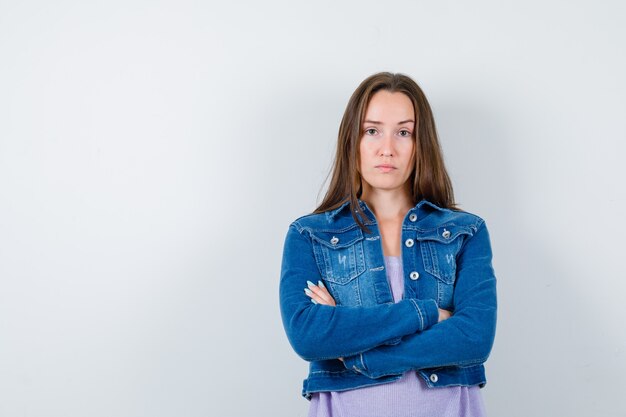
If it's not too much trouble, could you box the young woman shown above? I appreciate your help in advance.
[279,72,497,417]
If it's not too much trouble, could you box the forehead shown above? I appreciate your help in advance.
[364,90,414,121]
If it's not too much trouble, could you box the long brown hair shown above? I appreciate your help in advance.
[314,72,457,232]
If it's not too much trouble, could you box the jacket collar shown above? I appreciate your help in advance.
[325,198,446,221]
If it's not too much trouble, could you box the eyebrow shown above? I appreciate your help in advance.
[363,119,415,125]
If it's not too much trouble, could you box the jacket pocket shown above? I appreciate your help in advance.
[310,227,366,285]
[417,225,474,285]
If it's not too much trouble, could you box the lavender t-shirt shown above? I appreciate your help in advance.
[307,256,487,417]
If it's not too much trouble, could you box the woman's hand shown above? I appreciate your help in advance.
[304,280,336,306]
[438,308,452,322]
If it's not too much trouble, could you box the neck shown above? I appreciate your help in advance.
[360,186,413,222]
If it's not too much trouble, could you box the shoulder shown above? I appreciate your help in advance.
[413,202,486,242]
[289,209,358,234]
[415,200,484,230]
[438,207,485,230]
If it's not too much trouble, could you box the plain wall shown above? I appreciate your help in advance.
[1,1,625,416]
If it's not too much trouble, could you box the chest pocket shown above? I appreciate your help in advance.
[416,225,474,284]
[310,227,366,285]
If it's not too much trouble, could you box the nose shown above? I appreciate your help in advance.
[379,132,394,157]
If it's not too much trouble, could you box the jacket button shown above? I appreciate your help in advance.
[430,373,438,383]
[409,213,417,222]
[442,229,451,239]
[410,271,420,280]
[404,239,414,248]
[330,236,339,245]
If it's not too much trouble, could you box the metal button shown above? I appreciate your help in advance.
[405,238,414,248]
[330,236,339,245]
[430,373,438,383]
[442,229,451,239]
[410,271,420,280]
[409,213,417,222]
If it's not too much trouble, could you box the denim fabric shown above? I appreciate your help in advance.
[279,199,497,400]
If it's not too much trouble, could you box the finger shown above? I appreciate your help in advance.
[304,287,327,304]
[304,280,337,307]
[307,281,335,304]
[316,284,336,306]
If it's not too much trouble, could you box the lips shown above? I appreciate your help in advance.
[375,164,396,172]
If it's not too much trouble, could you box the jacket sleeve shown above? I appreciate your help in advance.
[341,221,497,378]
[279,222,440,362]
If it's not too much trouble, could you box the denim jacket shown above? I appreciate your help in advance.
[279,199,497,400]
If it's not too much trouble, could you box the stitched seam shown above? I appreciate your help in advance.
[410,299,425,330]
[458,219,487,254]
[291,221,305,234]
[310,369,352,375]
[306,223,364,234]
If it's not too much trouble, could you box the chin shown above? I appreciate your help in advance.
[369,183,408,192]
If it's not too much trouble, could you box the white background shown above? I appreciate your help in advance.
[1,1,625,416]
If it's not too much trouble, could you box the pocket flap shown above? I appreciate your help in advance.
[416,224,474,244]
[310,227,364,249]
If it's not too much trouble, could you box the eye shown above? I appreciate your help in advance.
[398,130,412,137]
[364,128,378,136]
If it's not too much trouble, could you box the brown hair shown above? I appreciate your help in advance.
[314,72,457,232]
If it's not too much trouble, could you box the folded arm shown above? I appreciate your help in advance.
[342,221,497,378]
[279,223,440,362]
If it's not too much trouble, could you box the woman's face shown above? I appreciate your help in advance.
[359,90,416,195]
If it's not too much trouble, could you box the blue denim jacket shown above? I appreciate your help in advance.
[279,199,497,400]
